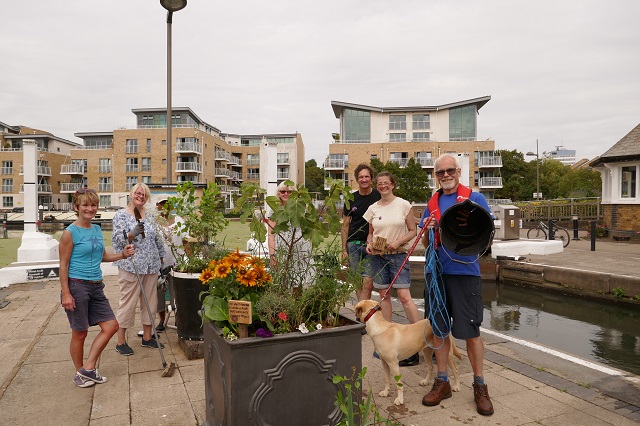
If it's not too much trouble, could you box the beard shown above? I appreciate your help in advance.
[440,179,457,191]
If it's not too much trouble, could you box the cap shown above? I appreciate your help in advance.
[155,195,169,205]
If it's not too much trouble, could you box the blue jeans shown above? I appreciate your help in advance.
[371,253,410,289]
[347,241,373,277]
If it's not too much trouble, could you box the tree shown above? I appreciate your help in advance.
[368,158,430,203]
[304,159,326,197]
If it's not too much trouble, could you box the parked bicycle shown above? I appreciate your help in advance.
[527,219,571,247]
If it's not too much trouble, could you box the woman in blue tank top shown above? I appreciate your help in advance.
[59,188,134,388]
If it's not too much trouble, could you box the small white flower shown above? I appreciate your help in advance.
[298,323,309,334]
[316,323,322,330]
[226,333,238,341]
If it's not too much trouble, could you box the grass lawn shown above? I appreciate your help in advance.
[0,219,254,269]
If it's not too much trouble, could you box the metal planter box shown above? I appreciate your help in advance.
[203,317,364,426]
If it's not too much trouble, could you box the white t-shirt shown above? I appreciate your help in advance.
[363,197,413,252]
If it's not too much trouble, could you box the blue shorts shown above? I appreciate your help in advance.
[347,241,373,277]
[424,274,483,339]
[63,278,116,331]
[371,253,410,289]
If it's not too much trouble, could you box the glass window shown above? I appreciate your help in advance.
[71,159,87,173]
[343,109,370,142]
[2,178,13,192]
[141,157,152,172]
[125,139,138,154]
[266,137,294,144]
[99,158,111,173]
[99,195,111,207]
[449,105,477,141]
[146,139,152,153]
[3,196,14,207]
[247,154,260,166]
[126,158,139,173]
[125,176,138,191]
[389,115,406,131]
[621,166,637,198]
[99,177,111,192]
[277,153,289,164]
[389,133,406,142]
[241,138,261,146]
[413,114,430,130]
[412,132,429,141]
[142,176,152,184]
[2,160,13,174]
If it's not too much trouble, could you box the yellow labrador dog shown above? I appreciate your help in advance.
[355,299,462,406]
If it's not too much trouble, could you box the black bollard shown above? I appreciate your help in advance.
[548,219,555,240]
[572,216,580,240]
[590,220,596,251]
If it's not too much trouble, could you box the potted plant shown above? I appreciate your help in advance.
[165,181,229,341]
[200,179,365,426]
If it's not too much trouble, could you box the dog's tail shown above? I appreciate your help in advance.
[452,342,463,360]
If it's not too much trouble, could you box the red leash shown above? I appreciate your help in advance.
[363,222,429,322]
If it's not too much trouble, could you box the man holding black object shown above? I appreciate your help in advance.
[420,153,494,416]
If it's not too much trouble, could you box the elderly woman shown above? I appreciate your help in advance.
[111,183,165,356]
[266,182,314,288]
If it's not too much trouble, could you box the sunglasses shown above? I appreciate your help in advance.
[434,168,458,178]
[75,188,97,195]
[279,190,292,194]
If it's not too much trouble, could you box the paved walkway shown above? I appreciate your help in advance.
[0,235,639,425]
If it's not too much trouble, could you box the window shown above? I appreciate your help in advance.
[389,115,406,131]
[71,159,87,173]
[621,166,637,198]
[146,139,152,153]
[141,157,152,172]
[389,133,406,142]
[247,168,259,180]
[412,114,430,130]
[99,158,111,173]
[2,160,13,175]
[142,176,152,184]
[277,167,289,180]
[389,152,409,167]
[449,105,477,141]
[241,138,261,146]
[412,132,429,141]
[162,139,166,145]
[99,195,111,207]
[2,178,13,193]
[277,153,289,164]
[266,137,294,144]
[3,196,14,207]
[99,177,111,192]
[125,139,138,154]
[126,158,139,173]
[343,109,370,142]
[246,154,260,166]
[125,176,138,191]
[370,154,378,160]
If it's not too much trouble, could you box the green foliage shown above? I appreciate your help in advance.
[333,368,400,426]
[167,181,229,272]
[305,159,327,197]
[369,158,430,203]
[612,287,626,298]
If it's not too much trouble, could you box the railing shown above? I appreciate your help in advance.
[1,185,13,193]
[72,144,113,150]
[325,159,346,169]
[215,150,232,161]
[215,167,230,177]
[1,167,13,175]
[125,146,139,154]
[388,158,409,167]
[277,172,289,179]
[229,156,242,167]
[98,183,112,192]
[246,159,260,166]
[141,165,152,172]
[61,164,85,174]
[277,157,290,165]
[246,173,259,180]
[61,183,83,192]
[478,176,503,188]
[516,198,602,222]
[231,171,243,181]
[176,162,203,172]
[416,157,435,167]
[478,156,503,167]
[176,142,202,154]
[19,165,53,175]
[125,165,139,173]
[125,182,136,191]
[99,165,111,173]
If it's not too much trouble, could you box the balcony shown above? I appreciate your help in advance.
[20,184,53,193]
[416,157,435,168]
[176,162,203,173]
[61,164,85,175]
[277,172,290,180]
[231,171,243,181]
[388,158,409,167]
[277,157,290,165]
[325,159,346,170]
[215,167,231,178]
[19,165,53,176]
[98,183,113,192]
[215,150,231,162]
[478,156,503,168]
[478,176,503,189]
[61,183,83,193]
[176,142,202,155]
[229,156,242,167]
[246,172,259,180]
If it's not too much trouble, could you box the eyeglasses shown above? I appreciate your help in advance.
[75,188,96,195]
[279,190,292,194]
[435,168,458,178]
[134,192,146,198]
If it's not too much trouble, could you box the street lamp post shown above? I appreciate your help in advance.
[160,0,187,185]
[526,139,540,200]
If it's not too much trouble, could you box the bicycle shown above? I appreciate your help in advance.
[526,219,571,248]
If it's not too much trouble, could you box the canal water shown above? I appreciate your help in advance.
[407,281,640,377]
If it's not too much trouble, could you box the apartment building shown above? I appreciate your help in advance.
[326,97,502,200]
[1,108,304,210]
[1,121,81,210]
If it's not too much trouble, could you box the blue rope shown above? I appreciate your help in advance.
[424,228,451,349]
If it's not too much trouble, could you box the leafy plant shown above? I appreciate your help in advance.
[612,287,626,298]
[586,224,609,238]
[166,181,229,273]
[333,367,400,426]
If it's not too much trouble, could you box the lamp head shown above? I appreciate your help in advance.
[160,0,187,12]
[526,151,535,156]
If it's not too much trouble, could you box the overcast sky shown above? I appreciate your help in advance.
[2,0,639,164]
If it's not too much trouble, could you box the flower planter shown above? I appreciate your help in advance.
[203,317,364,426]
[172,271,204,340]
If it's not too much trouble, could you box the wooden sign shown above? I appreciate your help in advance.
[228,300,252,324]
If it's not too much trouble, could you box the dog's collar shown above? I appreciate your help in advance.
[363,304,381,323]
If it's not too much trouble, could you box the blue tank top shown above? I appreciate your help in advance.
[67,224,104,281]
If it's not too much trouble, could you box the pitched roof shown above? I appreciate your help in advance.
[589,122,640,166]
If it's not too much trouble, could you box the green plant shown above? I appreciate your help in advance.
[586,223,609,238]
[612,287,626,298]
[634,295,640,301]
[166,181,229,273]
[333,367,400,426]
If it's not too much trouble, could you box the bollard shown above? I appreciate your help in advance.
[548,219,555,240]
[2,217,6,239]
[590,220,596,251]
[572,216,580,240]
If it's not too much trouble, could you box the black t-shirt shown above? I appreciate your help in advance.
[343,189,381,243]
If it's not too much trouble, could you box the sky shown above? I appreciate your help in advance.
[2,0,640,164]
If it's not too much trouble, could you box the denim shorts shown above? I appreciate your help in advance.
[370,253,411,289]
[347,241,373,277]
[63,278,116,331]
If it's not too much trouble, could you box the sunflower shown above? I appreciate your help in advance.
[199,268,215,284]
